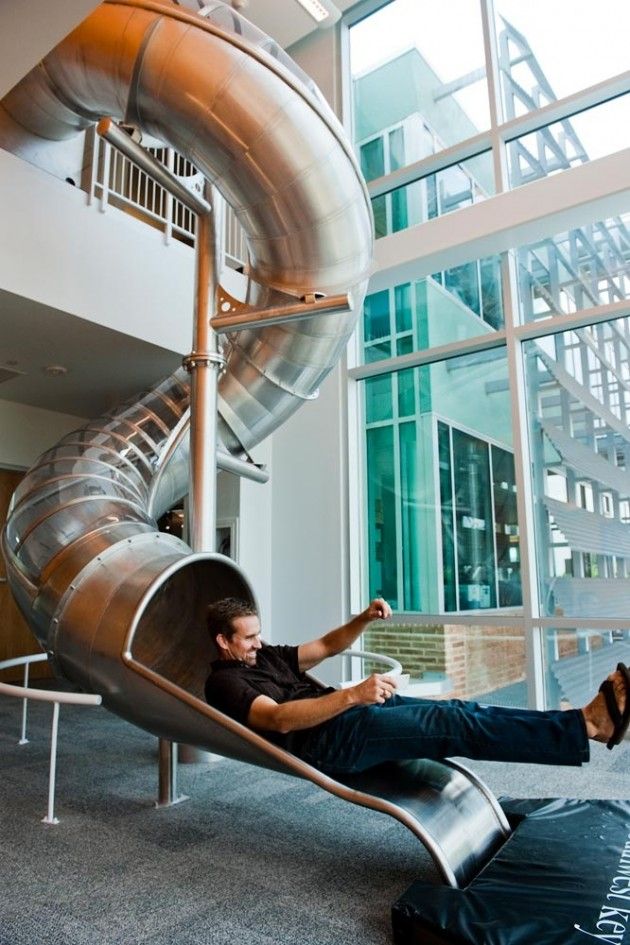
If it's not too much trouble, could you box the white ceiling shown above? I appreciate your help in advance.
[0,0,101,98]
[0,289,183,418]
[244,0,357,49]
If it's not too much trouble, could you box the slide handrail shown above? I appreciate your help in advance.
[0,653,102,824]
[0,652,102,705]
[338,649,404,688]
[342,649,403,675]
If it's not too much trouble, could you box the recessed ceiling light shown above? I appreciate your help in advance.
[43,365,68,377]
[294,0,341,26]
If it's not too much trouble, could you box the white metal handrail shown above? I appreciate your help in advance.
[339,649,406,689]
[0,653,102,825]
[89,129,248,267]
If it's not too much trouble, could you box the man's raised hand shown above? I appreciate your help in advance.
[363,597,392,622]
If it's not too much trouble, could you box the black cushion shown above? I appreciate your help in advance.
[392,797,630,945]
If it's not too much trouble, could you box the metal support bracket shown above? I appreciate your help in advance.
[212,286,352,334]
[216,284,254,318]
[182,351,226,372]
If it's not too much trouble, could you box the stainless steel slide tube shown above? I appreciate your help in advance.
[0,1,509,885]
[1,0,373,673]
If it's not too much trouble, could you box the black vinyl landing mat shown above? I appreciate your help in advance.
[392,797,630,945]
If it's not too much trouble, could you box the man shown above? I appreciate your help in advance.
[204,596,630,776]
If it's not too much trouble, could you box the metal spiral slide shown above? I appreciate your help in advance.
[0,0,509,886]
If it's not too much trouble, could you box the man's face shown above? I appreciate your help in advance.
[220,614,262,665]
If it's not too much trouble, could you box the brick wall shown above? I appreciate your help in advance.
[364,624,446,678]
[364,622,526,700]
[556,633,579,660]
[555,632,605,660]
[444,625,526,699]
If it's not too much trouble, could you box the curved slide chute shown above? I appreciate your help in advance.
[0,0,509,886]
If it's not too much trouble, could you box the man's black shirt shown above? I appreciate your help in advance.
[205,644,334,750]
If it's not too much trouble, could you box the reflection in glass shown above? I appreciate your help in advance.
[517,214,630,323]
[525,318,630,618]
[350,0,491,236]
[542,628,630,710]
[362,622,527,705]
[360,260,503,367]
[350,0,490,152]
[366,424,397,606]
[362,348,520,613]
[507,94,630,190]
[438,425,521,611]
[366,152,494,239]
[495,2,630,120]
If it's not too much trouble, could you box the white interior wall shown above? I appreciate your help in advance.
[265,9,356,646]
[289,22,343,112]
[0,143,196,484]
[238,440,273,634]
[266,25,353,664]
[270,367,348,680]
[0,148,194,354]
[0,399,84,470]
[215,440,273,633]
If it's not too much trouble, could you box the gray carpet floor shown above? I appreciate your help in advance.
[0,693,628,945]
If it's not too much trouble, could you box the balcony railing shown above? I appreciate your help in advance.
[88,128,247,269]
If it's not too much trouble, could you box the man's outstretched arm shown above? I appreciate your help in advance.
[296,597,392,672]
[247,671,398,735]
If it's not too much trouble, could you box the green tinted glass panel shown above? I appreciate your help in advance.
[366,425,398,607]
[389,126,405,172]
[372,195,388,239]
[452,428,496,609]
[396,335,413,357]
[372,152,494,239]
[438,421,457,612]
[361,349,515,614]
[363,289,390,342]
[492,445,522,607]
[397,369,415,417]
[480,256,503,330]
[391,188,409,232]
[395,283,413,333]
[445,261,481,318]
[365,340,392,363]
[399,421,421,610]
[360,137,384,182]
[360,261,503,367]
[365,375,392,423]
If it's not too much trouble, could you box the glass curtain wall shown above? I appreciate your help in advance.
[346,0,630,709]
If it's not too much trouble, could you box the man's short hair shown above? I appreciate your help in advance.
[207,597,258,643]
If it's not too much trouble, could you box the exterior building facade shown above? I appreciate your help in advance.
[347,0,630,705]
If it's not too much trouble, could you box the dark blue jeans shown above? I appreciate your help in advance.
[295,694,590,775]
